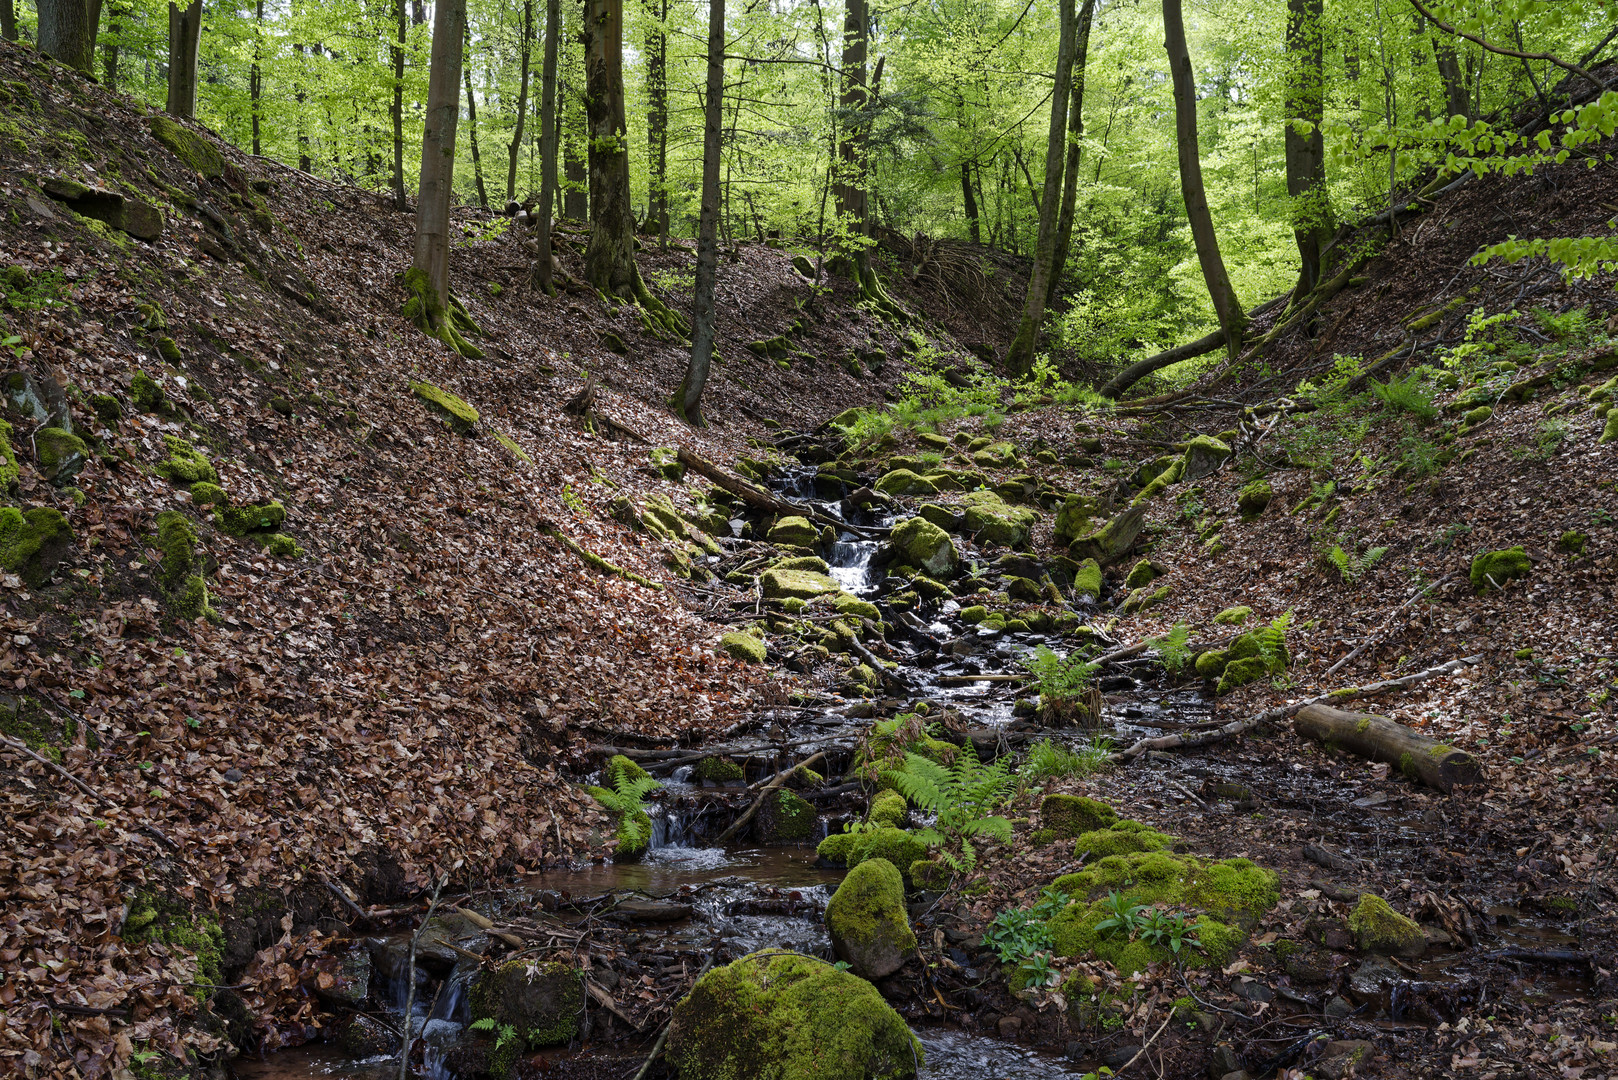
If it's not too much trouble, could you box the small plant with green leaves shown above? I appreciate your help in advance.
[1136,908,1202,957]
[471,1017,520,1051]
[584,767,660,852]
[983,887,1070,963]
[883,743,1014,872]
[1325,539,1389,585]
[1093,891,1149,940]
[1019,644,1103,725]
[1150,623,1191,676]
[561,484,587,516]
[1256,611,1293,671]
[1370,372,1438,423]
[1017,736,1113,787]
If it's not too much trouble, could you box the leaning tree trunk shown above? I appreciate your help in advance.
[506,0,532,203]
[463,33,488,208]
[1285,0,1330,296]
[961,160,980,244]
[1295,704,1483,793]
[390,0,407,207]
[673,0,724,425]
[1006,0,1077,376]
[405,0,481,357]
[1047,0,1096,310]
[645,0,669,240]
[1163,0,1244,358]
[581,0,683,332]
[1432,36,1469,121]
[38,0,96,75]
[166,0,203,118]
[531,0,559,292]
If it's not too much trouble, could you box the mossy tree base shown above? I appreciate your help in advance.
[402,267,486,359]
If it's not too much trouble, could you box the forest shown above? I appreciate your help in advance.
[1,0,1617,1078]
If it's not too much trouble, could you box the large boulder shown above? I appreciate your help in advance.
[825,859,917,980]
[767,515,821,547]
[1066,505,1146,565]
[470,959,585,1047]
[761,568,841,600]
[884,517,955,577]
[873,468,937,496]
[1052,494,1102,546]
[959,491,1037,548]
[1180,435,1232,481]
[0,507,74,586]
[666,949,923,1080]
[755,789,817,843]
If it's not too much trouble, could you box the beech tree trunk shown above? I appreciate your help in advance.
[1047,0,1096,309]
[410,0,466,319]
[38,0,96,75]
[506,0,532,203]
[165,0,202,117]
[390,0,407,207]
[1432,37,1470,120]
[581,0,637,294]
[103,1,125,88]
[1,0,16,43]
[645,0,669,239]
[674,0,724,425]
[532,0,559,292]
[1163,0,1245,358]
[1006,0,1077,376]
[562,77,588,219]
[248,0,264,154]
[1285,0,1330,294]
[1295,704,1483,793]
[463,32,488,208]
[834,0,870,270]
[961,161,979,244]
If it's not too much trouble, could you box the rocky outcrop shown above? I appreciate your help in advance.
[884,516,956,577]
[469,959,585,1047]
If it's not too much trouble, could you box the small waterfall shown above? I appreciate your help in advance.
[828,537,880,595]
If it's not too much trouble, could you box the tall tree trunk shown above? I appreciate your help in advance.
[1163,0,1245,357]
[1432,36,1469,120]
[1286,0,1330,295]
[675,0,724,425]
[580,0,682,330]
[103,1,124,87]
[1,0,16,43]
[463,30,488,208]
[833,0,868,270]
[645,0,668,240]
[532,0,558,291]
[407,0,477,354]
[562,77,588,219]
[1047,0,1096,309]
[294,40,312,170]
[506,0,532,203]
[961,161,979,243]
[1006,0,1077,376]
[165,0,202,117]
[38,0,96,74]
[247,0,263,152]
[390,0,406,206]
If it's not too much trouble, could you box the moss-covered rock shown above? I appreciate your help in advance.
[768,515,821,547]
[916,503,959,531]
[0,506,73,587]
[720,631,767,664]
[817,827,929,884]
[189,481,227,507]
[1458,404,1493,432]
[761,568,840,600]
[262,533,305,559]
[34,427,88,486]
[410,380,479,434]
[757,789,817,843]
[1052,494,1100,546]
[469,959,585,1047]
[960,491,1037,547]
[970,441,1018,468]
[1237,480,1272,520]
[0,419,19,493]
[1347,894,1425,957]
[149,115,225,177]
[825,859,917,979]
[873,468,937,496]
[1120,583,1172,614]
[1601,409,1618,445]
[832,593,881,622]
[1041,794,1117,838]
[153,510,214,619]
[650,446,684,481]
[1215,655,1272,695]
[1212,605,1252,626]
[1067,505,1147,565]
[1123,559,1162,589]
[1469,547,1530,593]
[607,754,652,787]
[123,894,225,990]
[155,435,218,486]
[130,369,169,414]
[215,501,286,536]
[958,604,989,624]
[1180,435,1231,480]
[885,516,956,577]
[1066,557,1102,603]
[666,950,922,1080]
[695,756,746,783]
[1071,820,1176,858]
[774,555,831,574]
[869,790,908,829]
[1559,530,1588,555]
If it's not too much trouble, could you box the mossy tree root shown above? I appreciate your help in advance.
[544,527,662,590]
[855,262,909,324]
[631,271,689,339]
[402,267,486,359]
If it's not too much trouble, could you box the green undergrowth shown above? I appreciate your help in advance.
[123,894,225,997]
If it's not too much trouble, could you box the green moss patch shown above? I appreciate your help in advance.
[1070,819,1175,858]
[760,568,840,600]
[869,790,908,828]
[0,506,74,587]
[410,380,480,434]
[469,959,584,1048]
[1040,794,1117,839]
[1469,547,1530,594]
[719,631,767,664]
[695,756,745,783]
[1212,605,1252,626]
[124,894,225,994]
[148,115,225,178]
[215,501,286,537]
[155,435,218,486]
[154,510,215,619]
[0,418,19,493]
[1347,893,1424,957]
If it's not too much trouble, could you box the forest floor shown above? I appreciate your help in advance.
[1,34,1616,1080]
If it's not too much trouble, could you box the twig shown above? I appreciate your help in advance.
[629,1022,672,1080]
[325,880,369,924]
[1116,1011,1174,1075]
[1322,572,1455,678]
[586,979,643,1032]
[0,733,177,849]
[714,751,827,844]
[398,875,447,1080]
[1407,0,1608,97]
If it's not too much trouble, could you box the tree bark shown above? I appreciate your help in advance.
[1006,0,1077,376]
[1295,704,1483,793]
[463,32,488,208]
[645,0,668,240]
[1163,0,1244,358]
[506,0,533,204]
[834,0,870,269]
[1432,36,1469,120]
[1,0,16,43]
[102,1,125,88]
[961,161,979,244]
[408,0,473,352]
[165,0,203,117]
[674,0,724,425]
[390,0,407,207]
[248,0,264,154]
[563,98,588,220]
[38,0,96,75]
[1047,0,1096,310]
[1285,0,1330,294]
[532,0,559,292]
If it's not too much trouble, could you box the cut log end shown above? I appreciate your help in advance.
[1295,703,1484,793]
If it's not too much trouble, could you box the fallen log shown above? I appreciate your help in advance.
[1295,704,1483,792]
[675,447,886,538]
[713,751,826,844]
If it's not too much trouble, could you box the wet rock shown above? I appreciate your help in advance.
[1066,505,1147,565]
[334,1013,396,1059]
[667,949,922,1080]
[760,567,840,600]
[612,900,694,923]
[996,1015,1022,1038]
[315,947,371,1007]
[469,959,585,1048]
[756,788,817,842]
[1348,894,1426,957]
[825,858,917,980]
[767,515,821,547]
[1207,1044,1243,1079]
[884,516,956,577]
[1232,977,1273,1003]
[1279,942,1335,983]
[369,911,488,979]
[1347,955,1401,1002]
[1104,1045,1142,1070]
[1324,994,1355,1019]
[2,370,73,430]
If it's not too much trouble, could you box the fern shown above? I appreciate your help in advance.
[1019,645,1099,699]
[1151,623,1192,675]
[1255,611,1292,671]
[1370,372,1438,422]
[1325,540,1388,584]
[586,772,660,847]
[883,744,1014,872]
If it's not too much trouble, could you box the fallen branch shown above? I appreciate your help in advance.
[1296,704,1483,792]
[630,1022,673,1080]
[1322,572,1456,678]
[586,979,643,1032]
[676,447,885,538]
[398,876,446,1080]
[448,904,526,949]
[542,525,663,590]
[1111,656,1482,764]
[1101,295,1291,400]
[0,734,177,850]
[715,751,826,844]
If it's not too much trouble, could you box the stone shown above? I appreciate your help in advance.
[1180,435,1231,481]
[767,515,820,547]
[885,516,956,577]
[755,788,817,843]
[1041,794,1116,838]
[1323,995,1355,1019]
[825,858,917,980]
[1124,558,1164,589]
[470,959,585,1048]
[1207,1044,1243,1079]
[33,427,88,485]
[969,441,1018,468]
[2,370,72,430]
[1347,955,1401,1001]
[791,254,816,279]
[666,949,922,1080]
[334,1013,395,1059]
[39,177,164,240]
[873,468,938,496]
[760,568,840,600]
[917,503,959,531]
[960,491,1037,547]
[1103,1046,1142,1070]
[1469,546,1530,594]
[719,631,767,664]
[1052,494,1100,546]
[0,507,74,587]
[1066,505,1147,565]
[1348,894,1425,957]
[1237,480,1272,520]
[315,947,371,1007]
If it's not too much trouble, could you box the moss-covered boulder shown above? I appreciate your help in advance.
[1124,559,1163,589]
[470,959,585,1048]
[1237,479,1272,520]
[410,380,479,434]
[1180,435,1231,481]
[650,446,684,481]
[1041,794,1117,838]
[0,506,73,586]
[832,593,881,622]
[1071,820,1176,858]
[761,568,840,600]
[155,435,217,486]
[1066,557,1102,603]
[816,827,929,884]
[34,428,88,486]
[916,503,959,531]
[719,631,767,664]
[1067,505,1146,565]
[869,790,908,829]
[768,516,821,547]
[1195,630,1287,695]
[1052,494,1101,546]
[1469,547,1530,594]
[960,491,1037,547]
[1347,894,1425,958]
[666,950,922,1080]
[873,468,937,496]
[1601,409,1618,445]
[825,859,917,980]
[149,115,225,178]
[1212,605,1252,626]
[756,789,817,843]
[969,441,1018,468]
[774,555,831,574]
[695,756,746,783]
[0,419,19,493]
[215,501,287,537]
[885,516,955,577]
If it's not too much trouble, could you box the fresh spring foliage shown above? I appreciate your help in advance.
[1018,736,1114,786]
[1019,645,1100,701]
[882,745,1014,872]
[1093,891,1203,957]
[587,771,659,849]
[1150,623,1192,676]
[1255,611,1293,671]
[982,886,1072,966]
[1326,539,1389,584]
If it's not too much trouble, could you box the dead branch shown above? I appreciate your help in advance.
[715,751,826,844]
